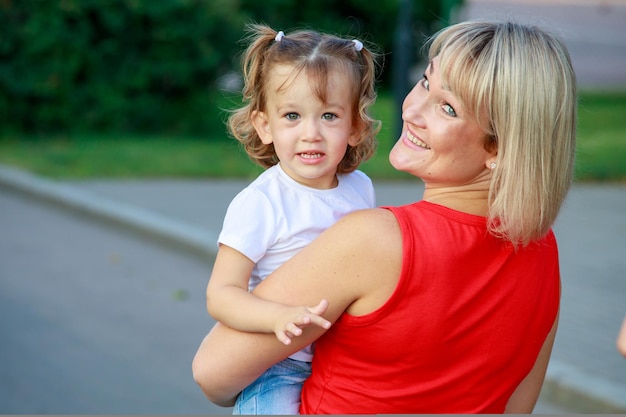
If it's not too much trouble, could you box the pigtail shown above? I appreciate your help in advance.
[240,24,279,105]
[339,39,381,173]
[228,24,283,168]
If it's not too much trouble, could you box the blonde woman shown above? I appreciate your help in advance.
[193,19,576,414]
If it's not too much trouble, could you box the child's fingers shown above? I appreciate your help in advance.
[276,330,293,346]
[292,314,330,330]
[307,314,331,329]
[307,299,329,316]
[285,322,303,337]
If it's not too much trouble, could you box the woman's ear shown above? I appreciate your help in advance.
[484,135,498,170]
[251,111,273,145]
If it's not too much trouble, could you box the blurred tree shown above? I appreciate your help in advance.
[0,0,462,136]
[234,0,464,140]
[234,0,463,85]
[0,0,244,135]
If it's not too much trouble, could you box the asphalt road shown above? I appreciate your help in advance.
[0,191,228,414]
[0,184,587,415]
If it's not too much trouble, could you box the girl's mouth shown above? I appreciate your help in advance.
[299,152,323,159]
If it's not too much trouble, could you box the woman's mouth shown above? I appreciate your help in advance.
[406,131,430,149]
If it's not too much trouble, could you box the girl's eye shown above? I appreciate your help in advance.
[421,77,429,91]
[285,113,299,120]
[322,113,337,120]
[443,104,456,117]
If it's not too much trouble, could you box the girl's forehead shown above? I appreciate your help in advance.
[270,63,298,78]
[267,64,351,92]
[264,66,354,109]
[265,64,300,90]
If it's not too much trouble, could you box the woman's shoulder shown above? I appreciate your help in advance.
[327,208,402,253]
[328,208,404,315]
[338,207,399,231]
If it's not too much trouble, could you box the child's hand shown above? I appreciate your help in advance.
[274,299,331,345]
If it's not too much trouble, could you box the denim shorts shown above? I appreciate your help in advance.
[233,357,312,415]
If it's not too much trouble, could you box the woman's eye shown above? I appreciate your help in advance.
[285,113,299,120]
[443,104,456,117]
[322,113,337,120]
[422,77,429,91]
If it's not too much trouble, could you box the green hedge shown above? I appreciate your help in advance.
[0,0,245,135]
[0,0,461,136]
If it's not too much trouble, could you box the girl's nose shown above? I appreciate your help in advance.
[302,119,322,141]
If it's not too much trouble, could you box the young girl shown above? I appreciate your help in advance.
[204,24,380,414]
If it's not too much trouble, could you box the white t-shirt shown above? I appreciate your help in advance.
[218,163,376,361]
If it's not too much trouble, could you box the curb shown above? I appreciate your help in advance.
[0,165,218,262]
[542,360,626,413]
[1,163,625,413]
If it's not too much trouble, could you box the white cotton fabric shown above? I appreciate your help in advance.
[218,163,375,361]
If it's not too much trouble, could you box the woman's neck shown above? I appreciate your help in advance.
[422,181,490,217]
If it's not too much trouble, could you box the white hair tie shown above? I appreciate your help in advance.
[352,39,363,52]
[275,31,284,42]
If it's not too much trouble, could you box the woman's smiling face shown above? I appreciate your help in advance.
[389,56,495,187]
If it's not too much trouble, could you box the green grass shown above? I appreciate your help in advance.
[0,133,264,180]
[574,92,626,182]
[0,91,625,182]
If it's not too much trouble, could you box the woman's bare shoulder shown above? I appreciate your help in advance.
[332,207,400,235]
[330,208,404,314]
[322,207,401,253]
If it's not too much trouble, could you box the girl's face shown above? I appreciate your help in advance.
[389,56,496,189]
[252,64,358,189]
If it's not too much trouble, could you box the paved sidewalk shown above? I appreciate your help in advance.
[463,0,626,90]
[1,164,625,413]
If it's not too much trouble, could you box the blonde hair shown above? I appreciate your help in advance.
[228,24,381,173]
[429,20,577,246]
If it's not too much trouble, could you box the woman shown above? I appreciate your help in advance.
[192,19,577,414]
[618,317,626,358]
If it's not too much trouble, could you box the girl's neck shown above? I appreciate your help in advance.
[277,163,339,190]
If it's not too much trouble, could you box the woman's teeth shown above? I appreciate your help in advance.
[407,131,430,149]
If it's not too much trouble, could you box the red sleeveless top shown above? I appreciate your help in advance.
[301,201,560,414]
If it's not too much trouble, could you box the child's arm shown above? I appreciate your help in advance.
[206,244,331,345]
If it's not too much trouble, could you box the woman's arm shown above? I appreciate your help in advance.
[504,311,559,413]
[617,316,626,358]
[192,208,403,405]
[207,245,330,345]
[192,322,294,406]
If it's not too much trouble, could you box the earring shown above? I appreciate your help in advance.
[490,162,496,170]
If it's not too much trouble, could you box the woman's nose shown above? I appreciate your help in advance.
[402,84,425,124]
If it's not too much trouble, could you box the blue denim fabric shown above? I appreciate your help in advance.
[233,358,311,415]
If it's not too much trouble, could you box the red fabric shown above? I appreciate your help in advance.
[301,201,560,414]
